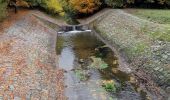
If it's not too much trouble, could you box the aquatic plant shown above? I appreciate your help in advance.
[74,70,89,81]
[90,56,109,69]
[102,80,117,92]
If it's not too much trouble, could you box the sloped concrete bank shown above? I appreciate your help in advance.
[0,12,65,99]
[93,9,170,99]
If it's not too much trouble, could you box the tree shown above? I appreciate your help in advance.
[24,0,63,15]
[69,0,102,14]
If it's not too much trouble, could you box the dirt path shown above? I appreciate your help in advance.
[0,10,65,100]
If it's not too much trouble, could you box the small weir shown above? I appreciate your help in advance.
[56,25,148,100]
[58,25,91,34]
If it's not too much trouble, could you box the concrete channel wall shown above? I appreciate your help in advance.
[0,13,65,99]
[92,9,170,98]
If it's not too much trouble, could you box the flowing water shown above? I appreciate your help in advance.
[56,31,148,100]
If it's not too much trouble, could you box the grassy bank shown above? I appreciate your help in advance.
[126,9,170,25]
[126,9,170,42]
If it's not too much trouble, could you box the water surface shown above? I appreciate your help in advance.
[56,32,147,100]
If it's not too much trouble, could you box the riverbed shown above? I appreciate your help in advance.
[56,31,148,100]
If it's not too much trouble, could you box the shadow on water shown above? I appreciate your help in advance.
[56,32,148,100]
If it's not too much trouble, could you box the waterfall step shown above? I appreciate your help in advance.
[58,25,91,34]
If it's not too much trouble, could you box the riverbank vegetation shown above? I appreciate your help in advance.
[126,9,170,42]
[1,0,170,21]
[127,9,170,24]
[0,0,7,22]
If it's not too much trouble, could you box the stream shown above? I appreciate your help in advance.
[56,31,148,100]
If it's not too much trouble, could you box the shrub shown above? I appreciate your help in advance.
[0,0,7,22]
[44,0,63,15]
[16,0,30,7]
[104,0,124,8]
[165,0,170,6]
[127,0,135,4]
[103,0,170,7]
[166,0,170,5]
[64,13,79,24]
[24,0,63,15]
[69,0,102,14]
[59,0,76,17]
[24,0,43,6]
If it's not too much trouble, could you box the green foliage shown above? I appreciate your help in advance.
[64,14,79,24]
[103,0,170,7]
[74,70,88,81]
[60,0,102,17]
[145,0,155,3]
[166,0,170,5]
[25,0,63,15]
[104,0,124,8]
[102,80,117,92]
[90,56,109,69]
[69,0,102,14]
[24,0,43,6]
[127,0,135,4]
[0,0,7,22]
[59,0,76,16]
[44,0,63,15]
[59,0,78,23]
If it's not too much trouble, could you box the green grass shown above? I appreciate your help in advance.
[132,9,170,24]
[0,1,7,22]
[129,9,170,42]
[148,29,170,42]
